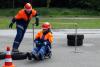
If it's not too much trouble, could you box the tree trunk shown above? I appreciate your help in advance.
[47,0,51,8]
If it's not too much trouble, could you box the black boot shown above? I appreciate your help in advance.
[32,53,39,60]
[27,52,32,60]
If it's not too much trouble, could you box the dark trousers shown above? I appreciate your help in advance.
[13,25,27,49]
[32,45,51,57]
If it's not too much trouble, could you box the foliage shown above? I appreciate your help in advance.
[0,0,100,10]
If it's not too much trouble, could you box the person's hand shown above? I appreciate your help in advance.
[9,23,13,29]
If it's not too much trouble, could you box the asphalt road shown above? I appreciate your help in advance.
[0,29,100,67]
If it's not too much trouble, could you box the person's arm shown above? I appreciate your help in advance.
[9,10,21,28]
[12,18,16,23]
[35,12,39,26]
[49,33,53,44]
[9,18,16,28]
[34,31,41,43]
[32,9,39,26]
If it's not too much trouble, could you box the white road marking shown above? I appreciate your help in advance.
[83,43,94,47]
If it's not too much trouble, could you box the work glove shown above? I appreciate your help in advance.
[35,41,42,45]
[9,18,16,29]
[9,23,13,29]
[35,41,41,47]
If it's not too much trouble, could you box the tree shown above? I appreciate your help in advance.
[47,0,51,8]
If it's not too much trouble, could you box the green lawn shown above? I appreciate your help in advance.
[0,17,100,29]
[0,8,100,17]
[0,8,100,29]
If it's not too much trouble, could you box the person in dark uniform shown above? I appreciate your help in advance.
[9,3,39,52]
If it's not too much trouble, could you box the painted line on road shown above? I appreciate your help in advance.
[83,43,94,47]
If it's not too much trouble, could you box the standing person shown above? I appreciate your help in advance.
[9,3,39,52]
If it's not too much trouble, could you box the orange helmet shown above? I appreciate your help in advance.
[42,22,51,30]
[24,3,32,11]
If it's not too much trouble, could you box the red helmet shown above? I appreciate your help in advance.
[24,3,32,11]
[42,22,51,30]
